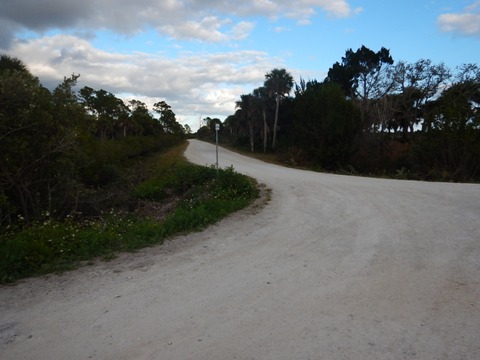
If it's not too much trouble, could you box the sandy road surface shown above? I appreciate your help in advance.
[1,139,480,360]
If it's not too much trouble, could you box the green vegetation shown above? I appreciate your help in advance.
[0,143,258,283]
[0,54,191,225]
[199,48,480,182]
[2,46,478,281]
[0,54,258,283]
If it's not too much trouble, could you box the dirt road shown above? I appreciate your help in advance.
[1,139,480,359]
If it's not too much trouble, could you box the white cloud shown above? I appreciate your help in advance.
[158,16,229,42]
[157,17,254,43]
[0,0,360,129]
[438,2,480,37]
[0,0,358,45]
[230,21,256,40]
[466,0,480,12]
[286,7,316,24]
[6,34,283,129]
[301,0,352,18]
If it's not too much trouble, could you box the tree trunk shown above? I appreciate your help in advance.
[15,183,30,224]
[272,94,280,150]
[248,119,254,152]
[263,109,268,153]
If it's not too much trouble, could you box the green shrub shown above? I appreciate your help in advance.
[0,153,258,283]
[134,179,169,201]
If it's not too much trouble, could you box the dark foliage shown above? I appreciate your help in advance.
[0,55,186,225]
[218,48,479,182]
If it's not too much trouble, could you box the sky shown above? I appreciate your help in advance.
[1,0,479,130]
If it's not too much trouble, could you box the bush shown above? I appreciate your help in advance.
[0,149,258,283]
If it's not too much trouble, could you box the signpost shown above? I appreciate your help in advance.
[215,123,220,176]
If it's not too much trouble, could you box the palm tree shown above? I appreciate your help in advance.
[264,68,294,150]
[236,94,256,152]
[252,87,271,153]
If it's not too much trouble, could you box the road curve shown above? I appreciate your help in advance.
[1,139,480,359]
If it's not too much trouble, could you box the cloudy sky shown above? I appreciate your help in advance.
[1,0,479,130]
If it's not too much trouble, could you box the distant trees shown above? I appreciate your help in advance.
[235,93,258,152]
[412,67,480,180]
[128,99,158,136]
[154,101,186,135]
[0,58,86,222]
[265,68,294,150]
[225,68,293,153]
[326,46,394,131]
[390,59,451,138]
[221,47,480,181]
[252,87,270,153]
[196,117,222,139]
[0,54,185,224]
[294,82,360,169]
[327,45,394,101]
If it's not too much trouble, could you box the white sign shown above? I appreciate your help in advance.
[215,124,220,131]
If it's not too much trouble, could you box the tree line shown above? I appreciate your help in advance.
[202,46,479,182]
[0,55,188,225]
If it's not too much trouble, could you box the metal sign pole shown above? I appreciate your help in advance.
[215,123,220,176]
